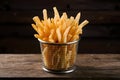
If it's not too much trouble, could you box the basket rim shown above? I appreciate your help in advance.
[38,39,80,45]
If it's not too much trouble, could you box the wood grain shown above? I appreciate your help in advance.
[0,54,120,79]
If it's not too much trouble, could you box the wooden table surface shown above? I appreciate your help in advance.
[0,54,120,79]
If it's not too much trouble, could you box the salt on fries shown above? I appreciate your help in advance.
[32,7,89,43]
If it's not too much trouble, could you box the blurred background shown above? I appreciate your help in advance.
[0,0,120,53]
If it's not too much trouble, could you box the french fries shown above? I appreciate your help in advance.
[32,7,89,43]
[31,7,89,71]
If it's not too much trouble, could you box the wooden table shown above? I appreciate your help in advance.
[0,54,120,79]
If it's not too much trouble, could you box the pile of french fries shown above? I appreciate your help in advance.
[32,7,89,71]
[32,7,89,43]
[40,42,78,70]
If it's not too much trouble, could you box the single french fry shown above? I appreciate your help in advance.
[59,13,65,24]
[52,50,60,68]
[53,7,60,20]
[49,29,55,42]
[42,19,49,28]
[78,20,89,29]
[43,9,48,21]
[63,26,71,43]
[70,44,77,65]
[42,47,49,67]
[32,24,44,37]
[69,16,74,25]
[34,34,42,39]
[56,28,62,43]
[61,23,67,34]
[33,16,44,27]
[49,29,54,39]
[31,24,38,32]
[62,12,68,20]
[66,51,72,68]
[47,18,51,29]
[75,12,81,23]
[41,21,50,37]
[53,31,58,43]
[70,16,74,20]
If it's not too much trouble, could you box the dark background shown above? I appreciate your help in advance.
[0,0,120,53]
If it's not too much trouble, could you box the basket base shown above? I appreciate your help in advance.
[42,66,76,73]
